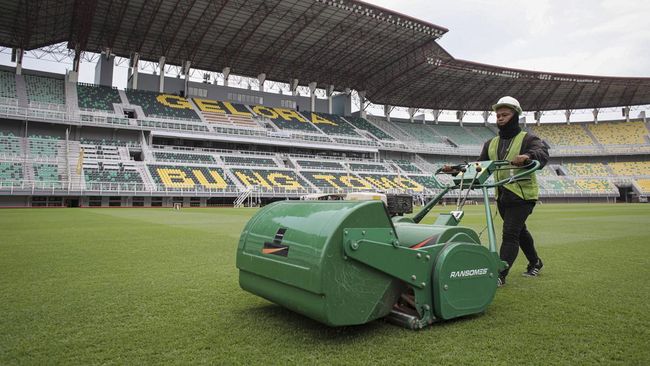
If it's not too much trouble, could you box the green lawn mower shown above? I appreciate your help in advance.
[236,160,540,329]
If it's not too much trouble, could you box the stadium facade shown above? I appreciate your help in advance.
[0,0,649,207]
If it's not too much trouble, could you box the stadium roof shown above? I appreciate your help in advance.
[1,0,649,111]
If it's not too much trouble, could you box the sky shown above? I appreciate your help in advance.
[365,0,650,77]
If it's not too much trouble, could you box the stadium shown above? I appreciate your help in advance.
[1,0,649,364]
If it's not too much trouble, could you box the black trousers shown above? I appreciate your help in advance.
[497,199,539,277]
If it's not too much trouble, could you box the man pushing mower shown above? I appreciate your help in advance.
[446,96,549,286]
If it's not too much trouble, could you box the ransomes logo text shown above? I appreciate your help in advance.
[449,268,488,278]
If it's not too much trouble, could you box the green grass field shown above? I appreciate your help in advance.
[1,204,649,365]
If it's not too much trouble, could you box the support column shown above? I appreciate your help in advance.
[565,109,572,124]
[622,106,630,122]
[482,111,490,126]
[592,108,599,124]
[68,46,81,83]
[257,73,266,92]
[222,67,230,87]
[94,49,115,87]
[384,105,392,122]
[128,52,139,89]
[308,82,317,111]
[12,48,23,75]
[327,85,334,114]
[158,56,166,93]
[432,109,441,124]
[290,78,299,96]
[183,60,191,96]
[358,90,367,118]
[408,107,416,123]
[534,111,542,125]
[456,110,465,126]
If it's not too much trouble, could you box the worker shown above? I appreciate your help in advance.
[445,96,549,286]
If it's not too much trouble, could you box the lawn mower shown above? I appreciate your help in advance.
[236,159,540,329]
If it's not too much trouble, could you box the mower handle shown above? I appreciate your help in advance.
[482,160,540,188]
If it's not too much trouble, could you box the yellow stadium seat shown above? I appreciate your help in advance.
[529,124,594,146]
[635,179,650,193]
[609,162,650,176]
[588,121,649,145]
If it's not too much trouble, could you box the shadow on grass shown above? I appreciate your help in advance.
[240,302,487,340]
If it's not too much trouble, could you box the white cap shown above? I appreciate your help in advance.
[492,96,523,114]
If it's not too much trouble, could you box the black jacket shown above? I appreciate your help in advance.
[477,132,550,203]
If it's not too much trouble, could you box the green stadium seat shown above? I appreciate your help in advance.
[154,152,216,164]
[408,175,444,189]
[249,105,319,132]
[306,112,360,137]
[84,166,143,190]
[148,165,234,190]
[77,83,122,111]
[28,135,60,158]
[348,163,388,172]
[125,89,200,120]
[24,75,65,105]
[0,133,22,156]
[0,162,23,186]
[394,121,447,144]
[393,160,423,174]
[222,156,277,167]
[230,168,307,190]
[344,116,395,140]
[137,120,209,132]
[0,70,17,98]
[296,160,344,170]
[430,125,483,145]
[33,163,62,188]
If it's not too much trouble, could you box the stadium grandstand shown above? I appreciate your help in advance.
[0,0,649,207]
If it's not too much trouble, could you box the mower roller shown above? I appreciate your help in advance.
[236,160,540,329]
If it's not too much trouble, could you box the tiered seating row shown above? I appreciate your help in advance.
[348,163,388,172]
[394,122,447,145]
[344,116,395,140]
[0,134,22,156]
[222,156,277,167]
[148,165,234,190]
[563,163,609,177]
[154,152,216,164]
[25,75,65,105]
[393,160,422,173]
[432,125,483,145]
[0,70,16,98]
[0,162,23,185]
[588,121,648,145]
[609,162,650,176]
[81,145,120,160]
[307,112,360,137]
[28,135,60,158]
[528,124,594,146]
[125,90,200,120]
[84,163,143,189]
[296,160,344,170]
[78,83,121,111]
[137,120,209,132]
[231,168,308,190]
[33,163,62,187]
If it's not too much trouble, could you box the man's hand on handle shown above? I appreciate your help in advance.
[511,154,530,167]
